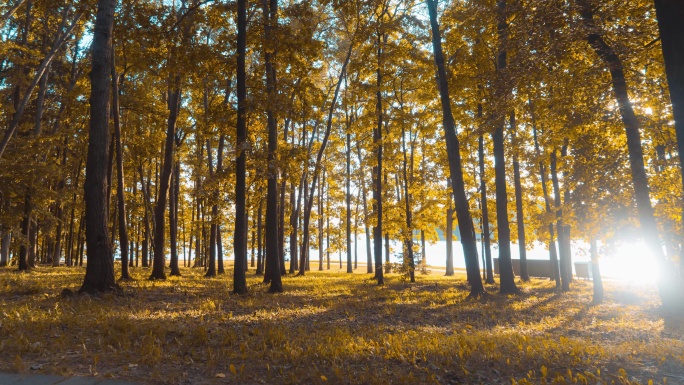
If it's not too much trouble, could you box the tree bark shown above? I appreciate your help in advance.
[590,237,604,304]
[112,47,130,280]
[510,111,528,281]
[530,103,561,286]
[79,0,117,293]
[550,149,570,291]
[478,126,494,284]
[150,81,181,280]
[373,33,385,285]
[653,0,684,258]
[426,0,484,297]
[577,0,679,308]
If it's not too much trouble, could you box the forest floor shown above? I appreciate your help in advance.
[0,265,683,385]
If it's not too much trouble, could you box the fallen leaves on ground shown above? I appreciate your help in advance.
[0,265,682,384]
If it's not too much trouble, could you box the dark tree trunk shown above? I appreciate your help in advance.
[112,49,130,280]
[216,135,225,275]
[373,34,384,285]
[346,130,352,273]
[150,82,181,280]
[653,0,684,258]
[590,237,604,304]
[491,0,518,294]
[577,0,679,308]
[288,182,298,273]
[426,0,484,297]
[80,0,117,293]
[510,111,528,281]
[478,130,494,284]
[550,150,570,291]
[205,139,217,278]
[260,0,282,293]
[53,143,68,267]
[256,197,264,276]
[445,204,454,276]
[169,163,181,276]
[357,145,373,274]
[0,231,9,267]
[320,168,325,271]
[530,104,561,286]
[18,192,31,271]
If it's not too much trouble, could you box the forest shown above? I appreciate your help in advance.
[1,0,684,384]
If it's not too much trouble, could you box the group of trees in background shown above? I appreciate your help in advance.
[0,0,683,309]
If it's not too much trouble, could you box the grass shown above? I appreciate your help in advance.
[0,265,683,384]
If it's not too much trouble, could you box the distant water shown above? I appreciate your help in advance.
[173,235,657,283]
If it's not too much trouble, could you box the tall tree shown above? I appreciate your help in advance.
[79,0,117,293]
[426,0,485,297]
[576,0,679,308]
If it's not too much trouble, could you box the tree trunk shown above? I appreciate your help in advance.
[18,192,31,271]
[530,104,561,286]
[260,0,282,293]
[319,168,325,271]
[510,111,528,281]
[216,135,225,275]
[112,48,130,280]
[373,33,385,285]
[357,145,373,274]
[478,131,494,284]
[426,0,484,297]
[653,0,684,259]
[0,231,9,267]
[590,237,604,304]
[491,0,518,294]
[550,149,570,291]
[150,81,181,280]
[346,129,352,273]
[445,203,454,276]
[577,0,679,309]
[299,44,353,276]
[79,0,116,293]
[256,196,264,275]
[169,163,181,276]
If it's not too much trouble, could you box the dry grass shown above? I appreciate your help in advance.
[0,265,683,384]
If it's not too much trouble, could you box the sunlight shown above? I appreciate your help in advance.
[601,242,659,284]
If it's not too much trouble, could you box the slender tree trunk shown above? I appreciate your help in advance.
[299,44,353,276]
[426,0,484,296]
[590,237,604,304]
[289,181,298,273]
[478,131,494,284]
[530,104,561,286]
[445,204,454,276]
[216,136,225,275]
[169,164,181,276]
[112,48,130,280]
[150,82,181,280]
[256,197,264,276]
[79,0,116,293]
[18,192,31,271]
[373,34,385,285]
[357,145,373,274]
[510,111,528,281]
[319,168,325,271]
[550,150,570,291]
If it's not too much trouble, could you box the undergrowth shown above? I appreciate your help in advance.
[0,266,682,384]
